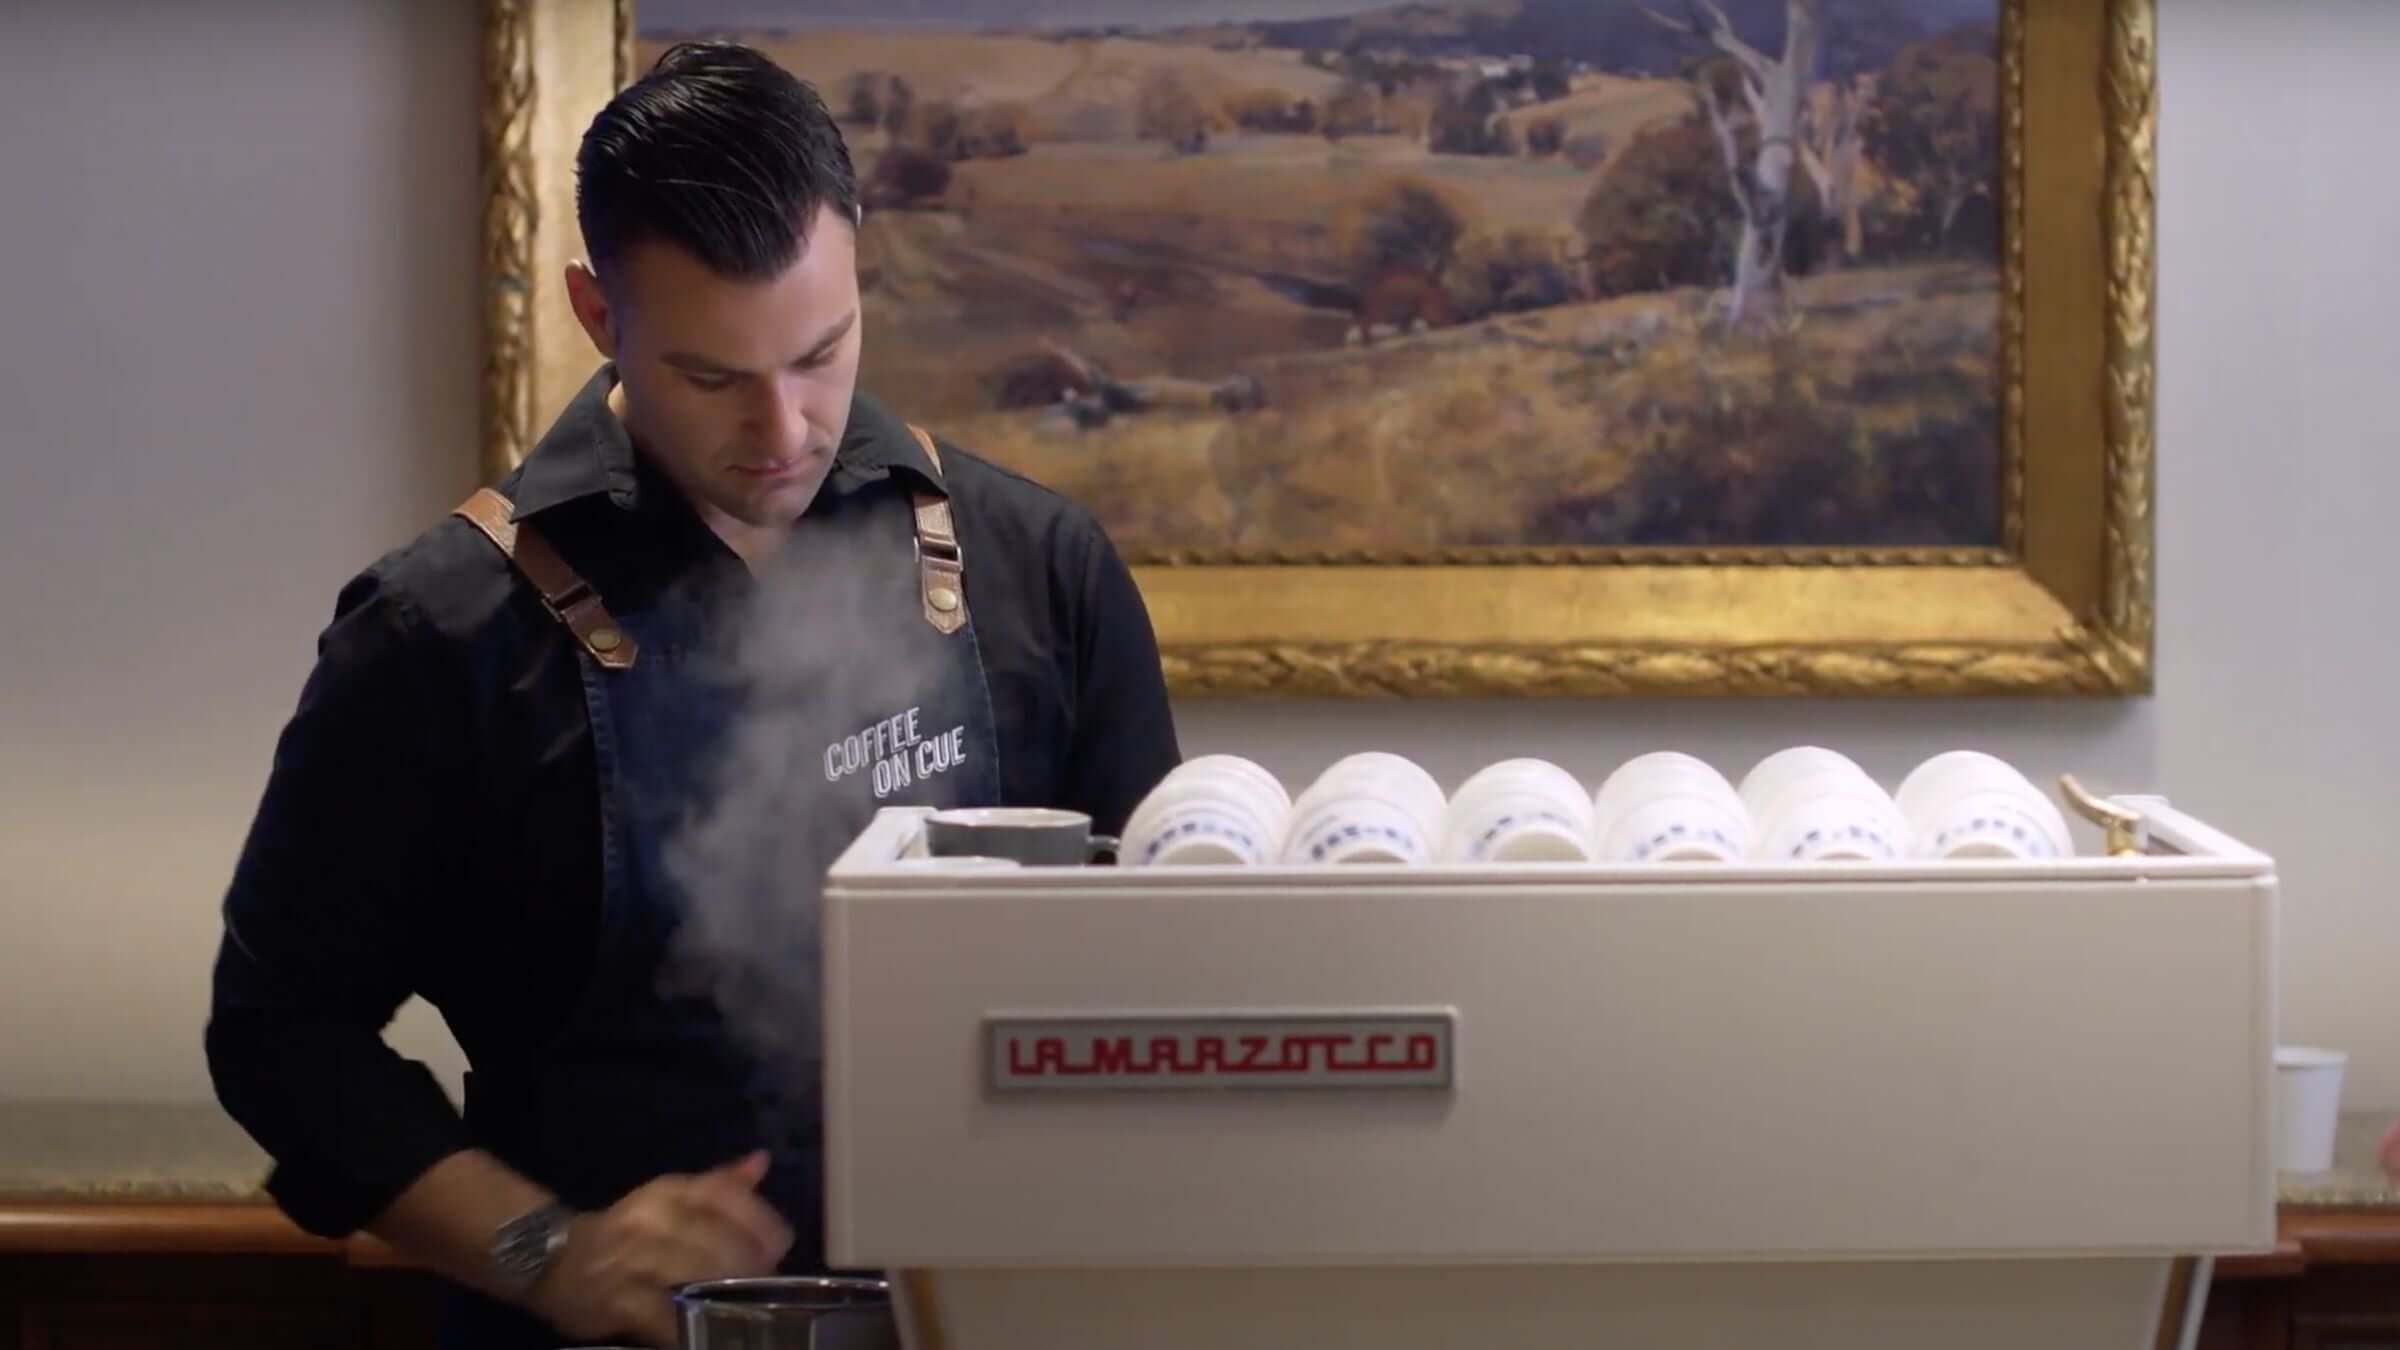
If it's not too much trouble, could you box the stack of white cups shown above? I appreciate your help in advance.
[1118,746,2076,869]
[1279,752,1446,865]
[1439,759,1598,863]
[1895,750,2074,860]
[1590,752,1751,862]
[1740,747,1912,862]
[1120,754,1290,867]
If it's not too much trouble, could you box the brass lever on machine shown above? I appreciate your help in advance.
[2056,775,2145,857]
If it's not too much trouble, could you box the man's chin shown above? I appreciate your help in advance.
[719,473,829,529]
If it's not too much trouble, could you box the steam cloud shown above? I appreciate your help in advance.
[659,507,947,1117]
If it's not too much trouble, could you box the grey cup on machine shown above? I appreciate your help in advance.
[922,807,1116,865]
[673,1276,900,1350]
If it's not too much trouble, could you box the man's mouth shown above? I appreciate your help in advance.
[729,454,814,481]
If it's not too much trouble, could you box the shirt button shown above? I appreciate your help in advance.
[928,587,961,613]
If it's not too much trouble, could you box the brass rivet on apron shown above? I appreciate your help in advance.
[929,586,961,614]
[590,628,624,653]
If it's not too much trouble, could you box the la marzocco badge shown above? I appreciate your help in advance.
[983,1011,1456,1094]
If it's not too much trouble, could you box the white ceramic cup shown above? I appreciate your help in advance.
[2275,1046,2349,1173]
[1443,758,1595,863]
[1593,752,1748,859]
[1123,758,1288,867]
[1442,789,1596,863]
[1125,799,1277,866]
[1280,780,1432,865]
[1128,761,1288,834]
[1315,752,1447,842]
[1453,759,1594,819]
[1754,773,1910,862]
[1913,789,2071,860]
[1596,752,1742,818]
[1174,753,1292,813]
[1740,746,1876,823]
[1896,751,2074,860]
[1895,750,2023,820]
[1597,792,1750,863]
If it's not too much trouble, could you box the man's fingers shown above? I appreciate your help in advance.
[703,1149,771,1188]
[685,1158,793,1263]
[653,1196,773,1273]
[674,1185,792,1269]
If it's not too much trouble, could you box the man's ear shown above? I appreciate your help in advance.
[564,259,615,360]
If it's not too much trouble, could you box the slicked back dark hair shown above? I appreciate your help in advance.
[575,42,860,282]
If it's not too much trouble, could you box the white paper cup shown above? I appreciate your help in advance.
[1280,788,1431,865]
[1740,746,1875,822]
[1598,793,1749,863]
[2275,1046,2348,1173]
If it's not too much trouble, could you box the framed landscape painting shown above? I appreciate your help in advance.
[480,0,2155,696]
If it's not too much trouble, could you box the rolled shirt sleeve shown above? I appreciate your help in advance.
[205,567,475,1238]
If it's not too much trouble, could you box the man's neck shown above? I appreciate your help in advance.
[606,380,784,568]
[697,509,787,569]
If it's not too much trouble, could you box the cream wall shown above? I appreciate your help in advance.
[0,0,484,1098]
[1,0,2393,1110]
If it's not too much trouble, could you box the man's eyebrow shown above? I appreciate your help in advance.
[795,310,858,362]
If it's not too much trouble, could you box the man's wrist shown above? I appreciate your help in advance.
[491,1199,578,1294]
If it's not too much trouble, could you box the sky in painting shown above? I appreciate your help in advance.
[640,0,1398,28]
[639,0,1995,35]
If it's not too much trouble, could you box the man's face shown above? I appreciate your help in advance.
[568,205,862,532]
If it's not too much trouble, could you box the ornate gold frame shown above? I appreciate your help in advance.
[479,0,2154,698]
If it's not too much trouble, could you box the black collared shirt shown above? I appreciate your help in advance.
[205,370,1181,1239]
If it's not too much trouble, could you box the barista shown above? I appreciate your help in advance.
[205,42,1180,1349]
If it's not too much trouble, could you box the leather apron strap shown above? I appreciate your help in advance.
[452,487,638,669]
[456,419,957,658]
[905,423,968,636]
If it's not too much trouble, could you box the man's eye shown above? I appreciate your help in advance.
[686,373,735,393]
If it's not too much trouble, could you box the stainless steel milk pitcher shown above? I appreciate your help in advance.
[673,1276,901,1350]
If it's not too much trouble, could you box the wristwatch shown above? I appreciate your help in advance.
[491,1201,575,1291]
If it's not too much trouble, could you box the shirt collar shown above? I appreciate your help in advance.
[827,385,945,498]
[506,365,638,518]
[507,364,945,521]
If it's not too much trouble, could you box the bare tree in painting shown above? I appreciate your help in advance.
[1643,0,1824,332]
[1800,74,1871,263]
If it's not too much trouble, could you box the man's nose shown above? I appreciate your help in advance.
[749,377,814,453]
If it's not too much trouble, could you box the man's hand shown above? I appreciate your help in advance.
[527,1151,794,1348]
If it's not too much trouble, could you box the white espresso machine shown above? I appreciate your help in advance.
[818,789,2275,1350]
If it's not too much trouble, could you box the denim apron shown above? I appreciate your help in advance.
[443,465,1003,1348]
